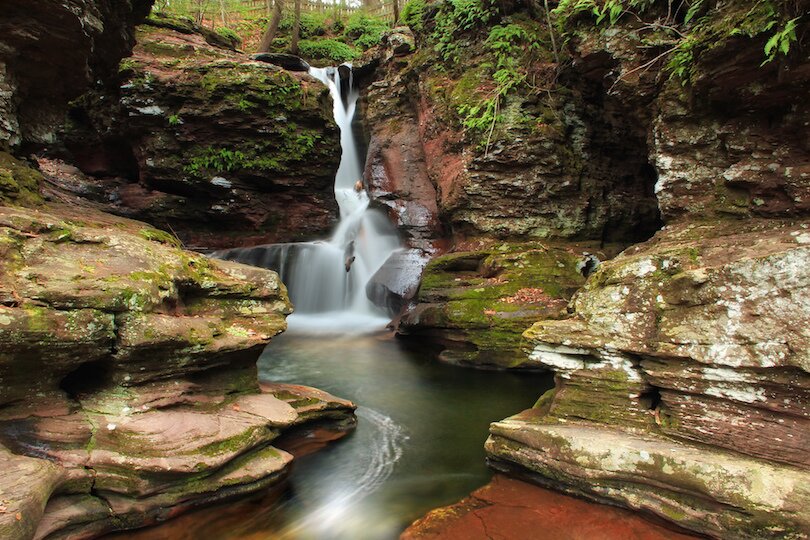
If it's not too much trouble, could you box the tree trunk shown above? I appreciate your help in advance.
[290,0,301,55]
[219,0,228,26]
[392,0,400,24]
[257,0,284,53]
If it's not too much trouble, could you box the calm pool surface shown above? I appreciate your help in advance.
[112,330,553,540]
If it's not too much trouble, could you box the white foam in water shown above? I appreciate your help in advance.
[285,312,391,335]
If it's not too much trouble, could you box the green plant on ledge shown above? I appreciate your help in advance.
[457,22,540,153]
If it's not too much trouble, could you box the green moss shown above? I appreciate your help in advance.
[0,153,43,207]
[533,387,558,412]
[196,425,268,456]
[299,39,360,62]
[139,227,182,248]
[414,242,588,367]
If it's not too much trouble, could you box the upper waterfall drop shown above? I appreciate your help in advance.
[215,63,402,333]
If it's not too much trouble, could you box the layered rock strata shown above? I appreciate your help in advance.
[377,2,810,537]
[0,184,355,539]
[55,16,341,249]
[397,242,601,367]
[0,0,154,149]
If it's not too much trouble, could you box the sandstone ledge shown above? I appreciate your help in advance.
[402,473,699,540]
[0,195,356,539]
[486,416,810,540]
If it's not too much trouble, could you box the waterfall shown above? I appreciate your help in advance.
[214,64,401,333]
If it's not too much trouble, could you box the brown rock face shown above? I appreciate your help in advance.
[54,17,341,250]
[384,3,810,538]
[361,18,663,248]
[0,197,356,539]
[495,219,810,538]
[0,0,154,148]
[402,474,699,540]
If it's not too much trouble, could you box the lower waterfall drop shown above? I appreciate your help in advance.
[215,64,401,333]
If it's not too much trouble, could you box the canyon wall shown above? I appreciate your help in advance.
[0,4,355,539]
[53,15,341,250]
[363,1,810,537]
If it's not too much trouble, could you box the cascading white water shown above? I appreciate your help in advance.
[215,64,401,333]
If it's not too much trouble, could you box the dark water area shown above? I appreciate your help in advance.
[113,331,553,540]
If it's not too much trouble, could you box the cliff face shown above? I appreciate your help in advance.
[55,16,341,250]
[0,0,154,149]
[362,1,810,537]
[0,4,355,539]
[0,184,355,539]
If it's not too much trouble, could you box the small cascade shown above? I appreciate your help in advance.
[215,64,401,332]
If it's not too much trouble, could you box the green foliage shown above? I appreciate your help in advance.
[185,148,247,176]
[168,114,183,126]
[684,0,704,25]
[432,0,499,63]
[762,17,799,64]
[401,0,427,31]
[457,23,540,149]
[280,12,330,39]
[119,57,139,74]
[550,0,653,31]
[184,125,321,177]
[666,38,697,85]
[549,0,804,85]
[216,26,241,44]
[298,39,360,62]
[344,12,390,50]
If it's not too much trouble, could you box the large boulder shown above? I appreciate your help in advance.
[397,242,597,368]
[0,190,356,538]
[487,219,810,538]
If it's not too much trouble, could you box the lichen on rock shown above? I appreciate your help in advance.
[0,197,355,539]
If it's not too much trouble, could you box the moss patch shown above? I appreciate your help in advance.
[0,153,43,207]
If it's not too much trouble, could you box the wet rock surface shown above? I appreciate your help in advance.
[0,183,355,538]
[490,218,810,538]
[402,474,700,540]
[375,3,810,537]
[54,17,341,250]
[397,242,603,368]
[487,415,810,539]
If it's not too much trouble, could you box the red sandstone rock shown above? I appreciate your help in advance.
[402,474,699,540]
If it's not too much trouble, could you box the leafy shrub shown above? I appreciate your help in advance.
[280,12,330,38]
[344,12,390,49]
[432,0,499,63]
[400,0,426,31]
[298,39,360,62]
[762,17,799,64]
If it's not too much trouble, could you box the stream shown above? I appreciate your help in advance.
[115,330,553,539]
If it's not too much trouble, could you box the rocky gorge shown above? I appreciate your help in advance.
[0,2,355,538]
[1,0,809,539]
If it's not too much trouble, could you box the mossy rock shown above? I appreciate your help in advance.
[400,242,594,369]
[0,153,43,206]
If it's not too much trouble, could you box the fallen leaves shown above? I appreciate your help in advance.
[502,288,554,305]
